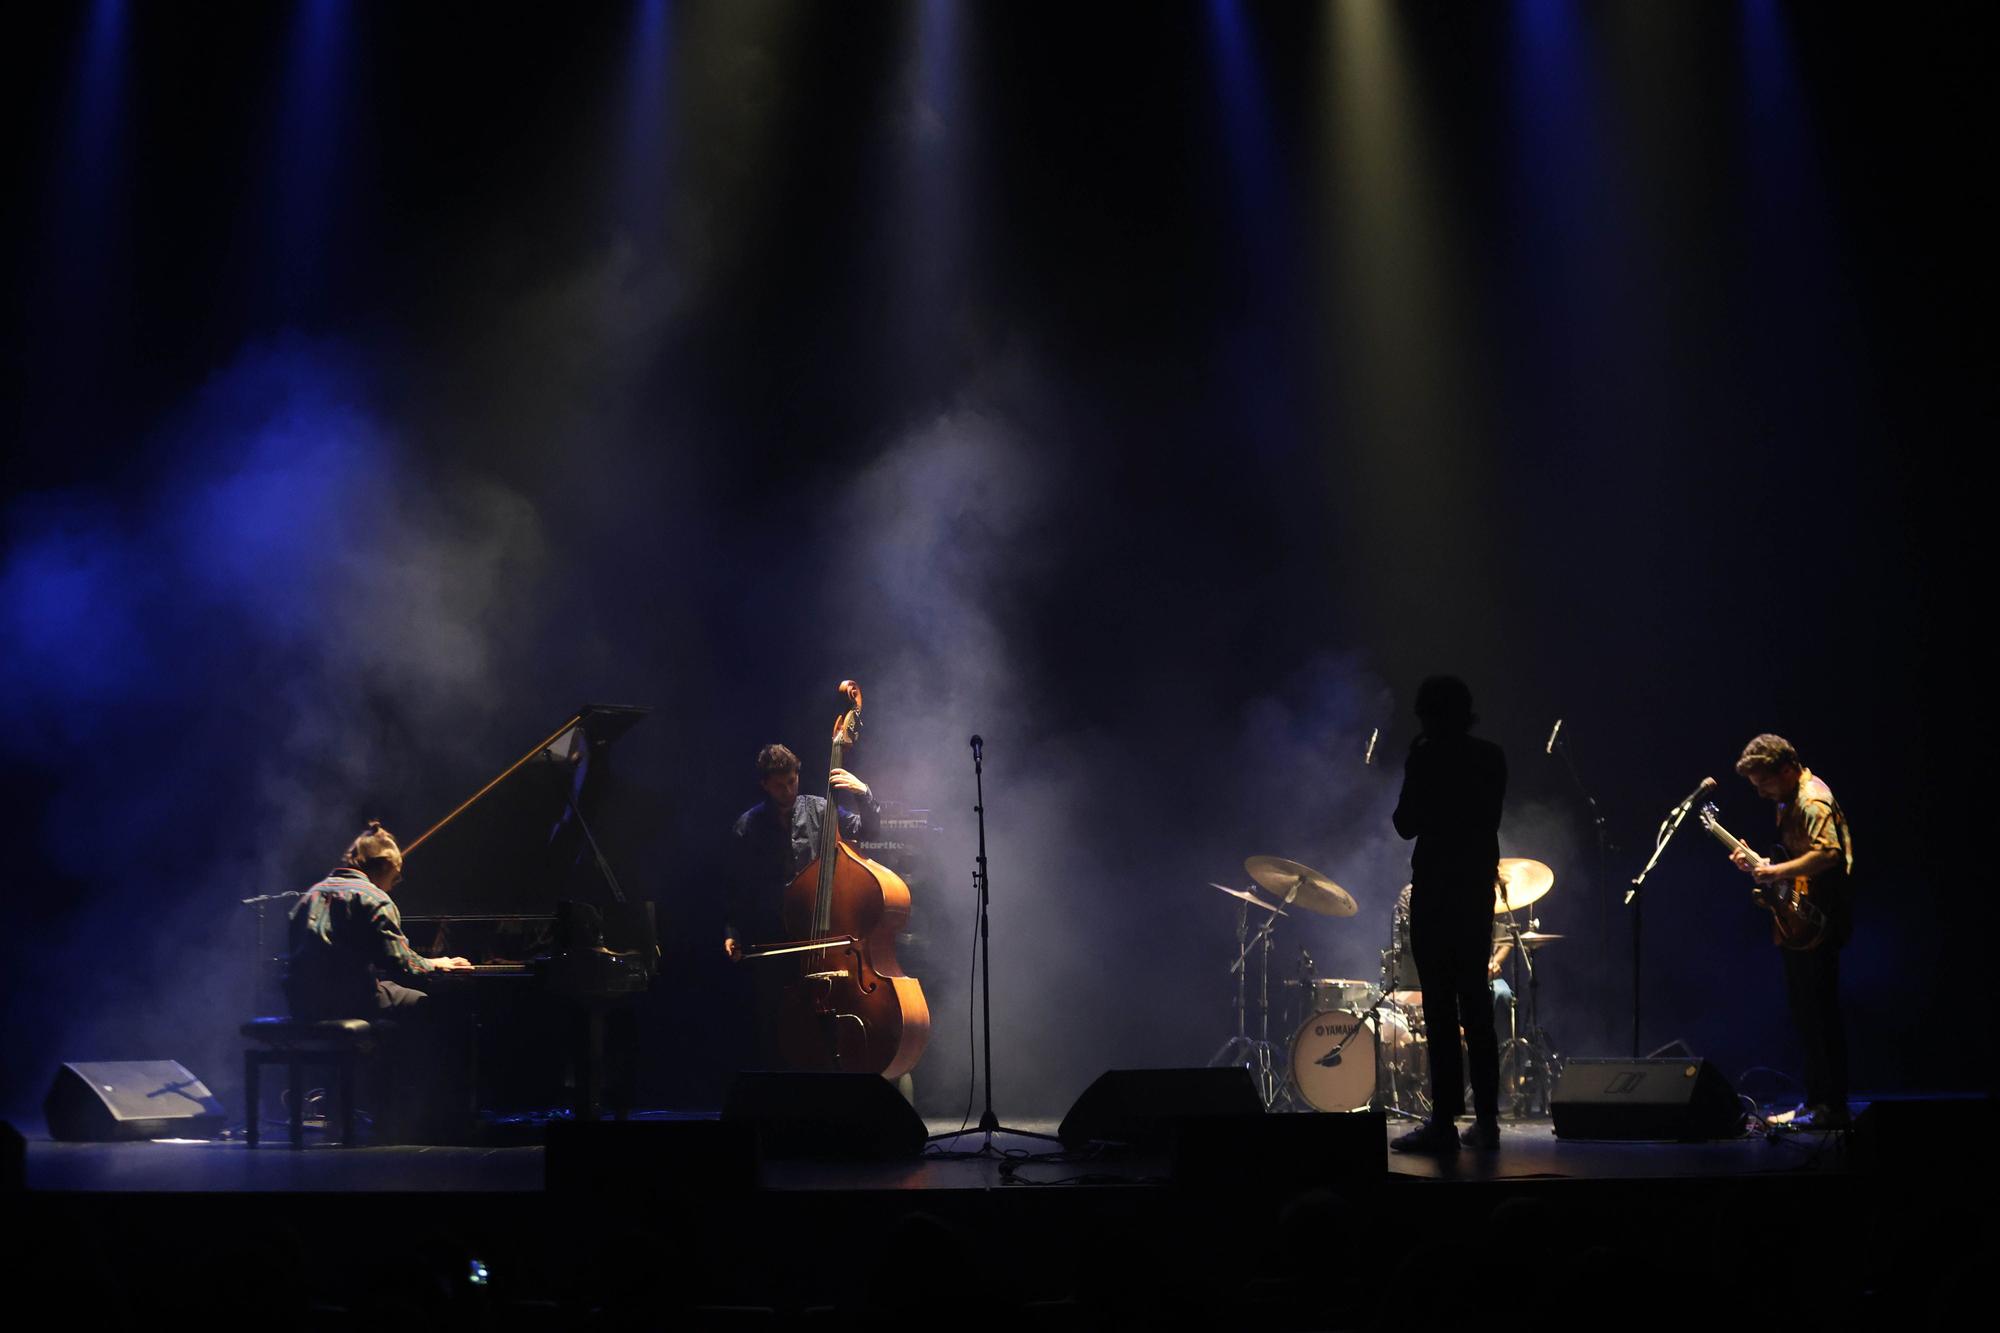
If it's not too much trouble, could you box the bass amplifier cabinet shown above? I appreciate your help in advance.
[1551,1057,1743,1141]
[44,1061,227,1141]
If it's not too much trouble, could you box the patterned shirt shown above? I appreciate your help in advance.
[286,867,433,1017]
[1775,769,1853,879]
[1774,768,1855,943]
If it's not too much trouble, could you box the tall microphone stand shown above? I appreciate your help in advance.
[929,735,1061,1152]
[1550,728,1619,1052]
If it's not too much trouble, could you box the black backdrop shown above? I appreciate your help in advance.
[0,1,1988,1122]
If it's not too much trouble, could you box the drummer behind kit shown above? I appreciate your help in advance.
[1209,855,1565,1119]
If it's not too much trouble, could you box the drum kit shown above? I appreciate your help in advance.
[1207,855,1565,1119]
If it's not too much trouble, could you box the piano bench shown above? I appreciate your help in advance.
[240,1019,380,1150]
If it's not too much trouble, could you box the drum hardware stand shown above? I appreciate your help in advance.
[930,736,1061,1153]
[1209,888,1289,1107]
[1270,946,1316,1112]
[1207,900,1260,1089]
[1368,940,1432,1112]
[1359,986,1425,1122]
[1496,917,1562,1118]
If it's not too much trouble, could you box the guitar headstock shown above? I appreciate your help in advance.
[1697,801,1719,829]
[832,679,864,748]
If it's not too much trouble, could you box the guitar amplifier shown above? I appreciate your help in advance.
[1551,1058,1744,1141]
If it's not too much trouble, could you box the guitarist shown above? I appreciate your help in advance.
[1731,734,1855,1128]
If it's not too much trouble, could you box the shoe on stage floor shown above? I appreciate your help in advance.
[1391,1118,1462,1155]
[1460,1118,1500,1150]
[1795,1103,1851,1130]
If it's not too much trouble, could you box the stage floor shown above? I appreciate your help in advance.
[22,1112,1855,1193]
[18,1101,1981,1324]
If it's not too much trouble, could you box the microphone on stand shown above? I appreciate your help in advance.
[970,734,983,759]
[1672,776,1718,813]
[1545,718,1563,754]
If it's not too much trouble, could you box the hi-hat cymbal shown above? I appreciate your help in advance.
[1244,856,1358,917]
[1207,882,1287,915]
[1514,931,1566,947]
[1493,858,1555,914]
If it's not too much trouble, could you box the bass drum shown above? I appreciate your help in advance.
[1288,1008,1379,1112]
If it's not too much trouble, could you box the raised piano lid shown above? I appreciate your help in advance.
[394,703,650,918]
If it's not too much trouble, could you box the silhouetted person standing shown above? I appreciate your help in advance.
[1391,676,1507,1153]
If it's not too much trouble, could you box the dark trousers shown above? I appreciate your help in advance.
[289,977,460,1141]
[1782,943,1848,1110]
[1410,890,1499,1121]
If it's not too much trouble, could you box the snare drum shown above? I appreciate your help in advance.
[1288,1008,1379,1112]
[1297,977,1379,1012]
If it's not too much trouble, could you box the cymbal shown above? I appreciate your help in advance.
[1493,858,1554,914]
[1514,931,1566,947]
[1244,856,1359,917]
[1207,882,1287,915]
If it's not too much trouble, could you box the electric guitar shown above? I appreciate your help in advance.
[1697,803,1828,951]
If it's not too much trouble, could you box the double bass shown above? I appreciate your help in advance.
[748,681,930,1079]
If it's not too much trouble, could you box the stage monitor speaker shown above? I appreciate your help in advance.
[546,1118,757,1193]
[722,1071,927,1159]
[1551,1057,1742,1141]
[43,1061,226,1142]
[1058,1067,1263,1150]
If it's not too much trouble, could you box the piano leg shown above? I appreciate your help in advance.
[339,1056,356,1146]
[244,1051,260,1148]
[607,1003,638,1119]
[572,1002,637,1121]
[583,1007,604,1121]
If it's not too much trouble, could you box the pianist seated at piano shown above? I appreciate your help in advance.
[285,821,473,1021]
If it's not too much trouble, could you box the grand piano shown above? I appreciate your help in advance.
[393,704,656,1129]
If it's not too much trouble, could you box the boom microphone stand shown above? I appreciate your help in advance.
[1549,725,1618,1051]
[1627,777,1713,1058]
[929,735,1061,1152]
